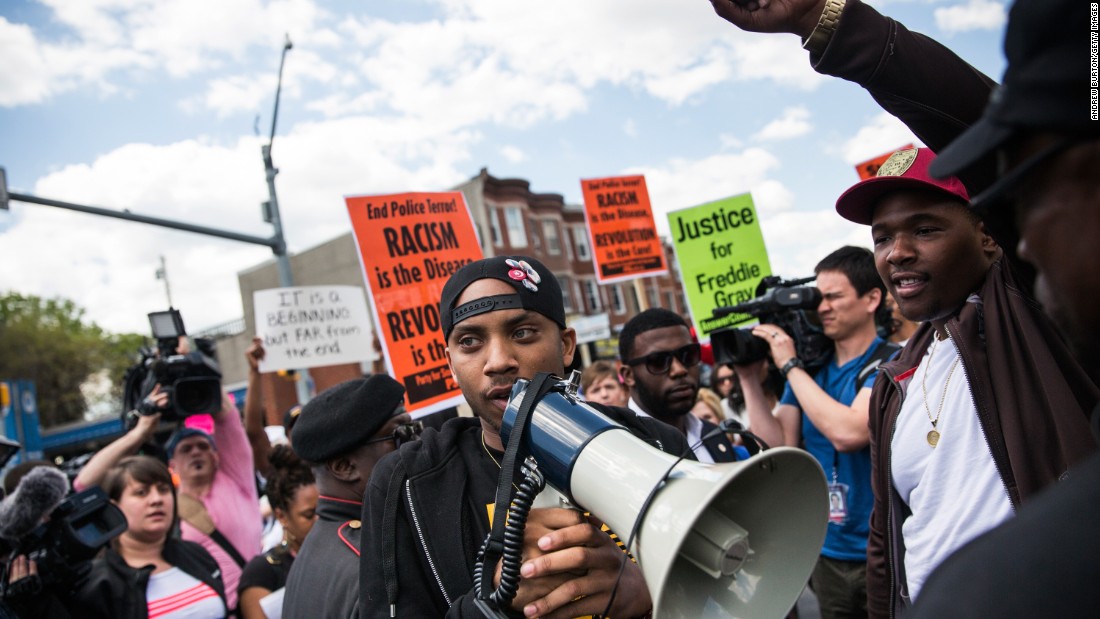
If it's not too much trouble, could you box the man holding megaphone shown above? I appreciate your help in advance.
[359,256,688,618]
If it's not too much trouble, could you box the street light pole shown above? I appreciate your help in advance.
[263,33,295,291]
[262,34,312,405]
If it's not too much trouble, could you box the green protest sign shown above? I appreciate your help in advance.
[667,193,772,340]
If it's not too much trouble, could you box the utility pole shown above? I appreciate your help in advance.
[155,255,173,308]
[262,34,312,405]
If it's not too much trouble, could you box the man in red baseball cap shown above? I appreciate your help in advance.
[834,146,1097,617]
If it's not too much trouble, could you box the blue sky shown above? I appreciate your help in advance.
[0,0,1008,336]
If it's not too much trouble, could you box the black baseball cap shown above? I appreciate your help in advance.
[439,256,566,341]
[930,0,1097,202]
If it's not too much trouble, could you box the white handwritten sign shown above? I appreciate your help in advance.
[253,286,375,372]
[570,313,611,345]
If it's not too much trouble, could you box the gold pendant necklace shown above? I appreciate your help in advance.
[922,335,961,447]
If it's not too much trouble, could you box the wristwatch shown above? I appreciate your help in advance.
[802,0,846,55]
[781,357,806,378]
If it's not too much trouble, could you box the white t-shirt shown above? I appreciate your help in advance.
[629,397,713,463]
[891,335,1014,601]
[146,566,226,619]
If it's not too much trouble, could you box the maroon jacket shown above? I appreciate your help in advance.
[866,260,1098,617]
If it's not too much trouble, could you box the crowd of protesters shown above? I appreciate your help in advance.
[2,0,1096,617]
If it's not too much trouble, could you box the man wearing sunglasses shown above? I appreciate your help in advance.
[734,245,891,618]
[282,374,412,619]
[619,308,741,463]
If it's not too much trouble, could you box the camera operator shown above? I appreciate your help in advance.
[734,245,897,618]
[1,465,74,619]
[76,336,262,614]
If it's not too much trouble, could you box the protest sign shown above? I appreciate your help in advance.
[570,313,611,345]
[346,191,482,416]
[667,193,772,341]
[254,285,375,372]
[579,175,667,283]
[855,144,915,180]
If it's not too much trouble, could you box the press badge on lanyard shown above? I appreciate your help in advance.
[827,453,848,524]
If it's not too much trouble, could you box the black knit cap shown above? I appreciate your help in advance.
[439,255,566,341]
[292,374,406,463]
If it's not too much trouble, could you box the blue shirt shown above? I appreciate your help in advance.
[780,337,884,561]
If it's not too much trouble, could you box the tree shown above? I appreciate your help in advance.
[0,292,146,427]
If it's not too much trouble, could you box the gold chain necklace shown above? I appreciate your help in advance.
[481,431,519,491]
[921,335,960,447]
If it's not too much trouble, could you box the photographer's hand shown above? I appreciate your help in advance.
[709,0,828,38]
[138,384,169,417]
[752,324,798,369]
[735,328,802,448]
[7,555,35,585]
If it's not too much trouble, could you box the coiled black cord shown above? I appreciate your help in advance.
[474,458,547,612]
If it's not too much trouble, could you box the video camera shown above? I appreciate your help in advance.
[1,475,127,601]
[122,309,223,422]
[710,275,831,369]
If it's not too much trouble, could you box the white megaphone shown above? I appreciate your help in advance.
[499,374,828,619]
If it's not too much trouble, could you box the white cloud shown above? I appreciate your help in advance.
[623,119,638,138]
[0,18,54,106]
[759,210,871,277]
[499,145,526,163]
[728,36,825,91]
[838,113,921,165]
[627,147,788,238]
[1,114,479,333]
[934,0,1006,34]
[752,106,812,142]
[1,0,330,108]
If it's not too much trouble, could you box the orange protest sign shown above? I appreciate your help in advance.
[855,144,915,180]
[579,175,668,283]
[345,191,483,415]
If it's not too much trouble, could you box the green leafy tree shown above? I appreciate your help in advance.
[0,292,146,427]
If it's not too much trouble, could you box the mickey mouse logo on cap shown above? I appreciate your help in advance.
[505,258,540,292]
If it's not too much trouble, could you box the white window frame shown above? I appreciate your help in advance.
[505,207,527,248]
[542,219,561,255]
[583,279,602,312]
[574,225,591,260]
[489,207,503,247]
[611,284,627,315]
[558,274,575,313]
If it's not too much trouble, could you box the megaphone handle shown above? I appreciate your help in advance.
[473,461,546,616]
[476,372,556,613]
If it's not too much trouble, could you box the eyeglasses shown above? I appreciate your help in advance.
[624,343,702,375]
[715,375,735,385]
[365,421,424,448]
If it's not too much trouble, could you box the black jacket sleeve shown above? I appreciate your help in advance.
[813,0,997,189]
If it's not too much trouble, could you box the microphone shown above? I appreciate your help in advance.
[0,466,69,542]
[697,418,771,457]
